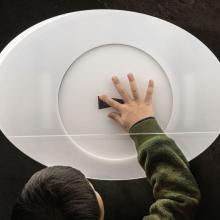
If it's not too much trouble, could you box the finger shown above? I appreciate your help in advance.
[99,95,122,111]
[127,73,139,100]
[145,80,154,104]
[108,112,123,125]
[112,76,131,102]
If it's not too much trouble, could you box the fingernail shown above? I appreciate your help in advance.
[127,73,134,80]
[112,75,117,81]
[112,76,119,83]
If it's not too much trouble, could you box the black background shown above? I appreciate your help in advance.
[0,0,220,219]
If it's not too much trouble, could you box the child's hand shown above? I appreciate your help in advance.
[100,73,154,131]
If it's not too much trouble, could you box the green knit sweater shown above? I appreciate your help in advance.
[129,117,201,220]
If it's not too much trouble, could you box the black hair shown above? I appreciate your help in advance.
[11,166,100,220]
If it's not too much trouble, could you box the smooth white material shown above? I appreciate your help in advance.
[0,10,220,179]
[59,44,172,160]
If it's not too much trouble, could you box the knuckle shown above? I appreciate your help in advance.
[147,90,153,95]
[132,89,137,94]
[118,86,124,93]
[120,104,126,110]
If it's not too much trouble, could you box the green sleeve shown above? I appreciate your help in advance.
[129,117,201,220]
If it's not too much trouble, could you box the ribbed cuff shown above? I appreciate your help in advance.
[129,116,155,130]
[129,117,165,147]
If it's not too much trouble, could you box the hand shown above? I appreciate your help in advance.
[99,73,154,131]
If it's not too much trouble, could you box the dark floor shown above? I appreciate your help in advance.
[0,1,220,220]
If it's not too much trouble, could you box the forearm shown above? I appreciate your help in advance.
[129,118,201,220]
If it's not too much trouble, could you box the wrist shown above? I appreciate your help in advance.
[129,116,155,131]
[129,117,165,147]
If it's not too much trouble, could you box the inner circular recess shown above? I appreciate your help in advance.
[58,44,173,160]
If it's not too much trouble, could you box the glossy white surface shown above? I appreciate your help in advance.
[59,44,172,160]
[0,10,220,179]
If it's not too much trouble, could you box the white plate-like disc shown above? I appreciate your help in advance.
[0,10,220,179]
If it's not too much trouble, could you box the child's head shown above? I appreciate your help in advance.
[11,166,104,220]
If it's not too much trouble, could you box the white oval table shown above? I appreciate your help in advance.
[0,10,220,179]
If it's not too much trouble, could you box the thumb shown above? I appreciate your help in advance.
[108,112,122,125]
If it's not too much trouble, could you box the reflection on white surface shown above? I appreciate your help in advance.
[39,73,54,129]
[181,72,196,129]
